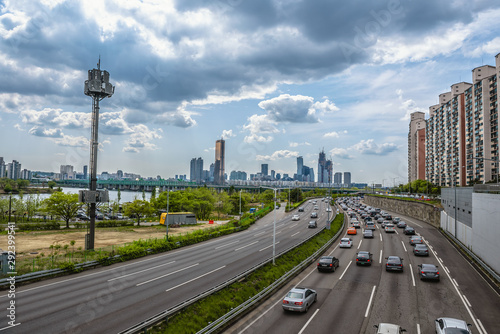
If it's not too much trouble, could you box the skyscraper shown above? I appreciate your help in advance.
[7,160,21,180]
[214,139,225,185]
[60,165,75,180]
[261,164,268,176]
[318,149,333,183]
[190,157,204,183]
[297,156,303,177]
[83,165,88,179]
[343,172,351,186]
[334,172,342,185]
[0,157,5,178]
[408,112,426,183]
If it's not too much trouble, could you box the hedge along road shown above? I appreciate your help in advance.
[0,199,329,334]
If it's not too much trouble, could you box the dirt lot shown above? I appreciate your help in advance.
[0,223,217,257]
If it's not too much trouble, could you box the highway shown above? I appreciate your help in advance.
[227,200,500,334]
[0,199,333,333]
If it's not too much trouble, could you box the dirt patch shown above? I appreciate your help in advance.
[0,223,218,257]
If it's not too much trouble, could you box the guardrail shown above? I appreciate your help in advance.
[442,229,500,284]
[118,210,343,334]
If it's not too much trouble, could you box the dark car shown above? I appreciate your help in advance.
[418,263,440,281]
[308,220,317,228]
[409,236,424,246]
[317,256,340,272]
[363,229,374,238]
[413,244,429,256]
[397,221,407,228]
[385,256,404,272]
[356,251,373,266]
[403,226,415,235]
[310,212,318,218]
[298,207,304,212]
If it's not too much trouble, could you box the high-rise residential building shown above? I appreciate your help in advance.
[214,139,225,185]
[60,165,75,180]
[296,156,303,177]
[7,160,21,180]
[334,172,342,185]
[83,165,88,180]
[424,53,499,186]
[271,170,275,179]
[20,169,32,180]
[229,170,247,181]
[190,157,204,183]
[408,112,426,183]
[318,149,333,183]
[344,172,352,186]
[117,169,123,179]
[261,164,268,176]
[0,157,5,178]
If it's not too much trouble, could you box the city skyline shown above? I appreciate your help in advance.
[1,2,499,184]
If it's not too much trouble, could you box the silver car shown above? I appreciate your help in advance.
[435,317,472,334]
[282,287,317,312]
[374,323,407,333]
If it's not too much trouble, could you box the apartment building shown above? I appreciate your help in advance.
[424,53,499,186]
[408,111,426,183]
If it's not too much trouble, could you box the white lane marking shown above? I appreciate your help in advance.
[259,241,279,252]
[288,223,298,229]
[417,323,421,334]
[0,323,21,331]
[444,266,450,274]
[477,319,487,334]
[108,261,176,281]
[364,285,377,317]
[439,257,443,263]
[253,231,267,237]
[136,263,199,286]
[291,232,300,237]
[379,233,383,242]
[276,231,282,235]
[216,240,241,249]
[463,294,471,307]
[165,265,226,292]
[357,239,363,249]
[409,264,416,287]
[379,250,383,264]
[401,240,407,252]
[235,241,259,251]
[298,308,320,334]
[453,278,459,287]
[394,229,399,235]
[339,261,352,280]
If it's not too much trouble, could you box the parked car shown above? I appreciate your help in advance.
[356,251,373,266]
[435,317,472,334]
[396,221,407,228]
[339,237,353,248]
[418,263,440,281]
[292,215,300,221]
[317,256,340,272]
[308,220,317,228]
[384,224,396,233]
[282,287,317,312]
[310,212,318,218]
[363,229,374,238]
[409,236,424,246]
[374,323,407,334]
[385,256,404,272]
[413,244,429,256]
[403,226,415,235]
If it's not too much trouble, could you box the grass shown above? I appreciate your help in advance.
[148,213,344,334]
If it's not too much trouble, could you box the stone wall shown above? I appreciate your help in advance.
[364,195,441,228]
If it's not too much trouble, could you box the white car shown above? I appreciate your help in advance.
[374,323,406,333]
[292,215,300,221]
[384,224,396,233]
[339,237,353,248]
[435,317,472,334]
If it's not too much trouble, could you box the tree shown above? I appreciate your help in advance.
[16,179,30,190]
[48,181,56,189]
[123,200,154,226]
[43,192,82,228]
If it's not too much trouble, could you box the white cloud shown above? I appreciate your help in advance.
[289,141,311,147]
[329,148,354,159]
[221,129,235,139]
[123,125,162,153]
[28,126,63,138]
[397,90,427,121]
[20,108,90,129]
[53,135,88,147]
[256,150,299,161]
[351,139,398,155]
[242,114,280,143]
[324,131,340,138]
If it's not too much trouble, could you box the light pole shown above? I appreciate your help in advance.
[166,186,170,241]
[239,189,242,220]
[262,186,277,265]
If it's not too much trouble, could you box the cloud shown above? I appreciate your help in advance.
[351,139,398,155]
[324,131,339,138]
[20,108,90,129]
[329,148,354,159]
[258,94,337,123]
[123,125,162,153]
[221,129,235,139]
[53,135,88,147]
[242,114,279,143]
[289,141,311,147]
[256,150,299,161]
[28,126,63,138]
[397,90,427,121]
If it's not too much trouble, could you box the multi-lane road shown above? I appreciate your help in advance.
[0,200,332,333]
[227,199,499,334]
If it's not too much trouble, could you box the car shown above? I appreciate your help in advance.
[314,205,319,210]
[339,237,353,248]
[374,323,407,334]
[396,221,407,228]
[385,256,404,272]
[356,251,373,266]
[384,224,396,233]
[385,215,392,220]
[282,287,317,312]
[347,227,357,235]
[381,220,391,228]
[365,222,376,230]
[435,317,472,334]
[317,256,340,272]
[326,207,332,212]
[377,217,384,224]
[393,217,401,223]
[418,263,440,281]
[413,244,429,256]
[352,221,361,228]
[403,226,415,235]
[292,215,300,221]
[298,207,304,212]
[308,221,317,228]
[310,212,318,218]
[363,229,374,238]
[409,236,424,246]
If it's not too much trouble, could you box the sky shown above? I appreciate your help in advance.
[1,0,499,185]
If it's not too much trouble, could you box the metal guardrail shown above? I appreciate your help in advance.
[442,229,500,283]
[118,210,343,334]
[195,212,345,334]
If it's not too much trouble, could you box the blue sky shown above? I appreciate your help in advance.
[0,0,499,184]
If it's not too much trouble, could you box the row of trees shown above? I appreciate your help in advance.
[392,179,441,196]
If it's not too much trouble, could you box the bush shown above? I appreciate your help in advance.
[17,222,61,231]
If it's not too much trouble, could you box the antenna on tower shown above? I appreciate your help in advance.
[98,55,101,70]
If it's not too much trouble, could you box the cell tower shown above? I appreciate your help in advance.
[80,58,114,250]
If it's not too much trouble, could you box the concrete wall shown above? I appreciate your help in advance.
[364,195,440,227]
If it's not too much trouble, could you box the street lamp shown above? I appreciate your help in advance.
[262,186,277,265]
[239,189,242,220]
